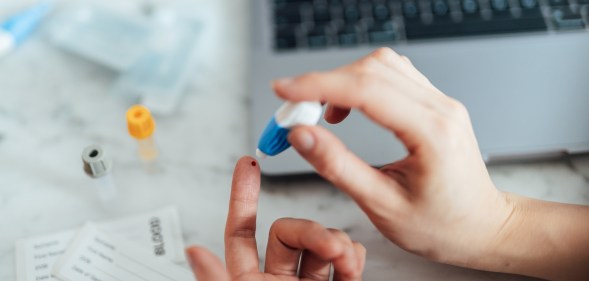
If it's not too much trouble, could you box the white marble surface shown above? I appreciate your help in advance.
[1,0,589,280]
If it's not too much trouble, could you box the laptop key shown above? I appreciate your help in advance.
[429,0,454,24]
[551,7,585,29]
[275,26,298,50]
[432,0,450,16]
[271,0,550,51]
[518,0,543,18]
[274,3,303,25]
[519,0,538,9]
[343,4,361,22]
[519,0,541,17]
[405,16,546,39]
[405,21,460,39]
[490,0,512,18]
[403,0,420,19]
[368,20,397,44]
[337,24,360,46]
[274,0,311,6]
[462,0,480,15]
[307,36,328,48]
[275,38,297,50]
[313,2,332,22]
[373,3,391,21]
[548,0,569,6]
[306,24,330,48]
[490,0,509,11]
[275,0,312,3]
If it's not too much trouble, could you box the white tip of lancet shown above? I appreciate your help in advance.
[255,149,267,159]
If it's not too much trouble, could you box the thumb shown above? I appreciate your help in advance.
[186,246,230,281]
[288,126,407,210]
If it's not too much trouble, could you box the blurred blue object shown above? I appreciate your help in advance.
[0,0,52,58]
[114,10,202,115]
[46,4,151,71]
[46,3,203,115]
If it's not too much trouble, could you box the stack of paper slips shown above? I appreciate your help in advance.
[15,206,196,281]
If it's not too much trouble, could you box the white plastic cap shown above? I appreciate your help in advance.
[255,148,268,159]
[0,31,15,58]
[275,101,323,128]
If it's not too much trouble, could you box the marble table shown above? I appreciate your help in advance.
[1,0,588,280]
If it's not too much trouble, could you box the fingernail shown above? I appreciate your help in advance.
[325,105,333,116]
[289,129,315,153]
[274,77,294,88]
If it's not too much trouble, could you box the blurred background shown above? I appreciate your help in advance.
[0,0,588,280]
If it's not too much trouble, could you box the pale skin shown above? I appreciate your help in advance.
[186,157,366,281]
[188,48,589,281]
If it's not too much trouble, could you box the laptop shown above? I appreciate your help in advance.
[249,0,589,176]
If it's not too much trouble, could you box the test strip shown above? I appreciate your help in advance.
[52,224,195,281]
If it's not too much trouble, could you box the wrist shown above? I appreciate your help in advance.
[431,187,521,271]
[455,190,523,271]
[476,193,589,280]
[481,192,526,266]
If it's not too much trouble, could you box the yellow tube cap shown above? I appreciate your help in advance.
[127,105,155,139]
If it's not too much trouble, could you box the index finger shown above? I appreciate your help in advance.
[273,50,433,152]
[224,156,261,278]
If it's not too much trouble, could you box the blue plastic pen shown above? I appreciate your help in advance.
[0,1,52,58]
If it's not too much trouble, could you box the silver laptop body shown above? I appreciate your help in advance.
[249,0,589,176]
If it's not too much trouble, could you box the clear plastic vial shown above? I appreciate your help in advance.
[82,145,118,207]
[137,137,157,163]
[94,174,117,203]
[126,105,158,163]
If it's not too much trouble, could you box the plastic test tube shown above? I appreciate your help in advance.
[127,105,158,163]
[82,144,118,205]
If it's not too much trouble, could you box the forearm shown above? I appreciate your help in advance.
[481,193,589,281]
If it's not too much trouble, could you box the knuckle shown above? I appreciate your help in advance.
[230,228,256,239]
[327,228,352,244]
[300,270,329,280]
[269,217,293,234]
[319,157,346,184]
[428,98,470,139]
[299,71,323,83]
[355,57,379,72]
[431,114,459,138]
[446,98,469,119]
[371,47,396,61]
[341,267,363,279]
[353,241,367,254]
[306,220,327,234]
[428,113,467,153]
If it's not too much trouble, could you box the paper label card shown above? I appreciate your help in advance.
[52,224,195,281]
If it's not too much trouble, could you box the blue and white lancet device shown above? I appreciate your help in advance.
[256,101,323,158]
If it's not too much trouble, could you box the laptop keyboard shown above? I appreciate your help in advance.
[273,0,589,51]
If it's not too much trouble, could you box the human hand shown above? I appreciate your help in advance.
[273,48,515,270]
[186,157,366,281]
